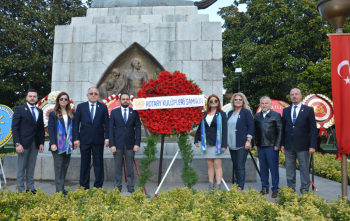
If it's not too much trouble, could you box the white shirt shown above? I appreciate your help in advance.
[88,101,97,120]
[63,115,68,132]
[27,103,38,122]
[262,109,270,118]
[121,106,129,121]
[206,114,214,127]
[291,102,302,122]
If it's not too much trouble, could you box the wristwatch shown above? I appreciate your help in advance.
[15,143,21,147]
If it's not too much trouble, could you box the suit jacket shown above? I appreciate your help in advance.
[12,104,45,149]
[227,108,254,147]
[194,111,227,148]
[282,104,317,151]
[109,107,141,150]
[48,111,75,151]
[73,102,109,145]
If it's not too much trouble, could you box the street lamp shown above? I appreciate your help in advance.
[235,68,242,92]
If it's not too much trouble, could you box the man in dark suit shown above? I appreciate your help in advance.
[281,88,317,193]
[12,89,45,193]
[73,87,109,189]
[109,93,141,193]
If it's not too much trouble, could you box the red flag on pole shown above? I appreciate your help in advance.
[329,34,350,161]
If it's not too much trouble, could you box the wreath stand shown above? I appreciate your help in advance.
[0,158,6,189]
[155,139,229,196]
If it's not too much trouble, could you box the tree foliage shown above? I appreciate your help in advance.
[219,0,350,110]
[0,0,91,108]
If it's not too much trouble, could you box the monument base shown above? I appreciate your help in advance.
[4,141,258,183]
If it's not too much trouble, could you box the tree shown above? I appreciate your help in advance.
[219,0,350,110]
[0,0,92,108]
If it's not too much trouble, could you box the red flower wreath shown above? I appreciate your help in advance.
[137,71,203,135]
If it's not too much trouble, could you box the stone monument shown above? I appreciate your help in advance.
[4,0,258,184]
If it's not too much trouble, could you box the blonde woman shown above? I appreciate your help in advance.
[227,93,254,191]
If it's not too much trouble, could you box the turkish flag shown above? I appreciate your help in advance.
[329,34,350,161]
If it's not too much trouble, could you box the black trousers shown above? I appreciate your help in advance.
[80,143,104,189]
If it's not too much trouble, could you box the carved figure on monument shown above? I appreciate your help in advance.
[124,60,148,96]
[100,79,115,100]
[109,68,126,95]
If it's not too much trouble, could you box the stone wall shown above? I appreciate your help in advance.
[51,6,223,105]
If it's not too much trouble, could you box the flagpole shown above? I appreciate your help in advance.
[341,154,348,200]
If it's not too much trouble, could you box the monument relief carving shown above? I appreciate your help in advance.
[124,60,149,96]
[97,43,164,99]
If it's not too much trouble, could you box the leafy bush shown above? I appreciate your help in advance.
[251,151,350,183]
[0,186,349,220]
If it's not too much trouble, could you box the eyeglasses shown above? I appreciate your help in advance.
[89,93,99,96]
[59,98,69,101]
[234,98,243,101]
[209,100,218,103]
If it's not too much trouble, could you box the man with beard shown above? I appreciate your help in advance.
[253,96,282,198]
[109,93,141,193]
[12,89,45,193]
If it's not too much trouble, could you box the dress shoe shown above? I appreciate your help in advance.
[271,191,278,198]
[128,189,134,194]
[26,189,37,194]
[259,189,269,195]
[63,190,68,195]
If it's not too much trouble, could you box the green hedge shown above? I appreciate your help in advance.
[0,186,349,220]
[251,151,350,183]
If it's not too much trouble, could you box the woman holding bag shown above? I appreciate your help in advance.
[195,94,227,192]
[48,92,76,195]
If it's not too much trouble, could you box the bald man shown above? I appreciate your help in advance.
[281,88,317,193]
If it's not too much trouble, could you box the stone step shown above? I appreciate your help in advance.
[39,139,230,157]
[3,154,258,183]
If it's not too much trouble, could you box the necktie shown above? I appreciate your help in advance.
[90,104,94,124]
[124,109,127,124]
[292,106,297,125]
[31,107,36,124]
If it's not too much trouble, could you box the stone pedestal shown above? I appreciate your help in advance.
[4,150,258,183]
[51,5,223,105]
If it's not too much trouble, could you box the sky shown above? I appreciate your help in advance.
[198,1,247,24]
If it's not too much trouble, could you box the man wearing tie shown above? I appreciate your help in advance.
[281,88,317,193]
[12,89,45,193]
[73,87,109,189]
[109,93,141,193]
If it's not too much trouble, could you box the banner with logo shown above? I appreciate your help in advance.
[133,95,205,110]
[0,104,13,148]
[329,34,350,160]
